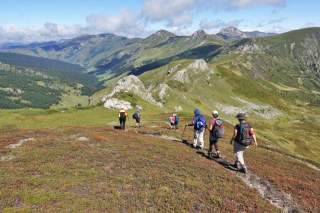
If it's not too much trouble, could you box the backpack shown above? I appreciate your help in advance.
[119,111,126,120]
[175,116,180,125]
[212,119,224,138]
[132,112,139,120]
[236,122,253,146]
[195,115,206,130]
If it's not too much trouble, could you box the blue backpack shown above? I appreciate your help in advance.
[195,115,206,130]
[175,116,180,125]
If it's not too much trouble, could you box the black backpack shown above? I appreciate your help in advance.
[119,111,126,120]
[236,122,253,146]
[132,112,140,120]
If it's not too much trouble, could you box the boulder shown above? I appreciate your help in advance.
[103,98,132,110]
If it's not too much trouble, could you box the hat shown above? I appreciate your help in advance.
[236,112,247,120]
[212,110,219,116]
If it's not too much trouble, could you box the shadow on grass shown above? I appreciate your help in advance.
[182,139,239,172]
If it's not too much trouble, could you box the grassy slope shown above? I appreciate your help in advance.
[0,123,319,212]
[135,54,320,164]
[0,127,276,212]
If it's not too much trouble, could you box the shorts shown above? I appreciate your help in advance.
[209,134,219,144]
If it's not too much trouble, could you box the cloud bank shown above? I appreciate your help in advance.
[0,0,287,44]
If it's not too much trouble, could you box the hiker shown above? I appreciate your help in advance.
[132,109,141,128]
[208,111,224,158]
[169,113,180,130]
[230,113,257,174]
[186,109,206,150]
[119,108,128,130]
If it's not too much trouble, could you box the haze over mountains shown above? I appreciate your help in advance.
[0,27,276,76]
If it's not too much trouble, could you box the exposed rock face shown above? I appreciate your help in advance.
[105,75,162,107]
[167,64,181,75]
[217,27,248,40]
[171,69,190,83]
[158,83,170,100]
[171,59,210,83]
[187,59,209,71]
[216,98,282,119]
[297,33,320,78]
[238,42,263,54]
[103,98,132,110]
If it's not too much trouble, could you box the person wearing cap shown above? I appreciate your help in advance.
[208,110,224,158]
[119,107,128,130]
[230,113,257,174]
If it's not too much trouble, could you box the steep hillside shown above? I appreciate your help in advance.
[93,28,320,165]
[0,52,100,108]
[1,30,224,78]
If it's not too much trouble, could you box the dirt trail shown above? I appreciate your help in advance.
[137,130,303,213]
[0,138,35,162]
[6,138,35,149]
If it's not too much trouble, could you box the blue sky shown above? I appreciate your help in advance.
[0,0,319,43]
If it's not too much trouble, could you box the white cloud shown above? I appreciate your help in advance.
[227,0,285,8]
[0,0,287,44]
[0,10,146,44]
[142,0,286,26]
[142,0,196,22]
[86,9,145,37]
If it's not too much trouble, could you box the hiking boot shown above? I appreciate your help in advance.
[240,165,248,174]
[232,161,241,169]
[208,152,213,159]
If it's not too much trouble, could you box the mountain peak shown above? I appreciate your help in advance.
[217,26,248,40]
[219,26,243,34]
[191,30,207,39]
[149,30,176,39]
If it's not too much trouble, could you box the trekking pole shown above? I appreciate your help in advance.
[181,124,187,142]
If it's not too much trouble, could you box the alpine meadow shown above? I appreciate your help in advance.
[0,0,319,212]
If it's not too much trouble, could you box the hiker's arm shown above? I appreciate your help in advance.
[251,128,258,146]
[230,129,237,144]
[209,122,213,131]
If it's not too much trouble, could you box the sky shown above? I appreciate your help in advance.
[0,0,319,43]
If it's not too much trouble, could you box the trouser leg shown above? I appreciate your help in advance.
[236,151,245,166]
[208,140,213,153]
[198,130,204,149]
[193,130,198,147]
[123,119,126,130]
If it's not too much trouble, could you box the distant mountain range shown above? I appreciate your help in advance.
[0,27,276,77]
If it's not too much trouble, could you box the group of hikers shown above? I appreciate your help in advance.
[118,107,142,130]
[186,108,257,174]
[117,107,257,174]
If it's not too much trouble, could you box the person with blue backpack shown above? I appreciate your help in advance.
[132,109,141,128]
[186,109,206,150]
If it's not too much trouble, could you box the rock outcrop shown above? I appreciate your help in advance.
[104,75,162,107]
[170,59,210,83]
[103,98,132,110]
